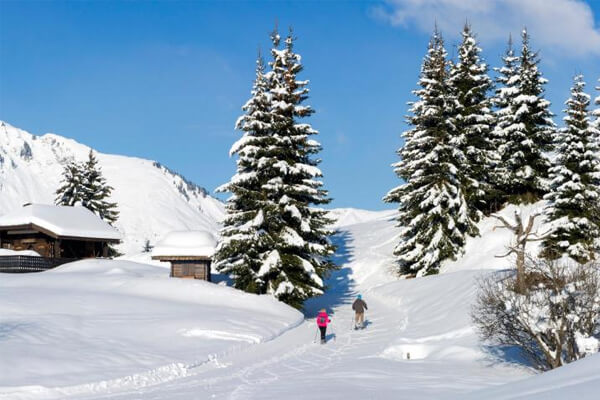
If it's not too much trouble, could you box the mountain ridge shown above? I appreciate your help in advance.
[0,120,225,253]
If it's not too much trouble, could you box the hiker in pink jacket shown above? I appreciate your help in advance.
[316,308,331,344]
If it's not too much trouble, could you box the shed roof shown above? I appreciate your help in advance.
[0,204,121,241]
[152,230,216,258]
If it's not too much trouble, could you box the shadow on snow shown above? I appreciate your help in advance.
[303,229,358,318]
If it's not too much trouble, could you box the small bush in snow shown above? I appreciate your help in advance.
[472,257,600,371]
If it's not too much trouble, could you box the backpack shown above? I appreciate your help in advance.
[318,315,327,325]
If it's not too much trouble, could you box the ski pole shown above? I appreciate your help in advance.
[313,326,319,343]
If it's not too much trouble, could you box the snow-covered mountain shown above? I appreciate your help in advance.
[0,121,225,253]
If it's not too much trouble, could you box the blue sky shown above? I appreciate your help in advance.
[1,0,599,210]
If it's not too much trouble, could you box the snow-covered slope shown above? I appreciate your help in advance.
[1,202,597,399]
[0,260,302,399]
[0,121,224,253]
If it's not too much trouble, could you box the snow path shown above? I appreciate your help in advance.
[64,293,411,400]
[4,211,529,399]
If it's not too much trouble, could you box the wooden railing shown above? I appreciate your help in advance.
[0,256,79,273]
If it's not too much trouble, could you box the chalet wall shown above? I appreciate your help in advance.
[170,260,211,281]
[0,233,55,257]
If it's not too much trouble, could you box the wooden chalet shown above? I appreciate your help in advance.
[0,204,121,272]
[151,231,216,281]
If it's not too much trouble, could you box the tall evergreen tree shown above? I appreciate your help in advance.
[593,78,600,130]
[55,161,85,206]
[492,36,519,203]
[540,75,600,263]
[214,54,277,294]
[215,30,336,309]
[449,24,499,218]
[82,150,119,225]
[384,28,471,276]
[495,29,555,203]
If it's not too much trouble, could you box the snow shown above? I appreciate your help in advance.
[0,204,597,399]
[0,204,121,240]
[0,259,302,397]
[0,121,225,254]
[0,248,41,257]
[152,230,217,258]
[452,353,600,400]
[442,202,546,273]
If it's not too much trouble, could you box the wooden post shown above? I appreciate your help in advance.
[54,239,61,258]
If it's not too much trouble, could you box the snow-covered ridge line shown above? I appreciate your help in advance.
[0,121,225,253]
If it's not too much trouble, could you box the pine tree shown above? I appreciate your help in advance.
[215,29,336,309]
[540,75,600,263]
[449,24,499,218]
[55,161,85,206]
[492,36,519,203]
[214,54,277,294]
[496,29,555,203]
[384,28,471,276]
[81,150,119,225]
[593,78,600,130]
[142,239,153,253]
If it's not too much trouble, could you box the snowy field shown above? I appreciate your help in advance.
[0,261,302,399]
[1,205,599,399]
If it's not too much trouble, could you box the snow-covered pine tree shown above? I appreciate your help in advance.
[142,239,153,253]
[540,75,600,263]
[384,28,471,277]
[216,30,336,309]
[594,78,600,130]
[492,35,519,204]
[55,161,85,206]
[81,150,119,225]
[449,24,499,218]
[214,54,278,294]
[497,29,555,203]
[255,29,336,308]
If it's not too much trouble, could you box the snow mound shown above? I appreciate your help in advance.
[152,230,217,257]
[451,353,600,400]
[0,259,302,392]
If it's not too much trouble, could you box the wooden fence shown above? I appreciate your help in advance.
[0,256,79,273]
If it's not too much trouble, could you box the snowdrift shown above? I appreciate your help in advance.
[0,259,302,396]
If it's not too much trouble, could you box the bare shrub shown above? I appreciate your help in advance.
[472,257,600,370]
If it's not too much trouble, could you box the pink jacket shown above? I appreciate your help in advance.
[316,311,330,327]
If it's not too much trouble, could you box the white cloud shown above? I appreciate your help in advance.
[373,0,600,57]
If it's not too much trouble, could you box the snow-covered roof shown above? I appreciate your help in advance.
[0,204,121,241]
[152,230,217,258]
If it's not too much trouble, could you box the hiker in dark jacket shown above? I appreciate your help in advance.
[352,294,368,329]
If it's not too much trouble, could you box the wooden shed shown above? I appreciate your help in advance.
[0,204,121,272]
[151,231,216,281]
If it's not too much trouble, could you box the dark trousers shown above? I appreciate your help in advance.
[319,326,327,341]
